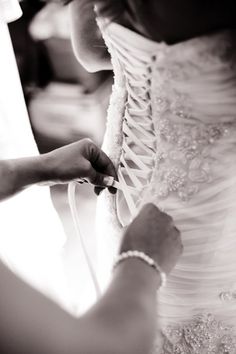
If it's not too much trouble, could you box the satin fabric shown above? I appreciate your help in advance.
[96,21,236,352]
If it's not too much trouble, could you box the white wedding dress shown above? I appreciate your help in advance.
[96,21,236,353]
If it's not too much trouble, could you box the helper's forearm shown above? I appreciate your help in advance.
[80,259,160,354]
[0,156,48,201]
[0,258,160,354]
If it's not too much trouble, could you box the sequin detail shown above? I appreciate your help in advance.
[220,291,236,303]
[159,314,236,354]
[150,49,233,201]
[153,120,231,201]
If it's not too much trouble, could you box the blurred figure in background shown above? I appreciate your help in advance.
[1,0,114,316]
[0,0,74,309]
[28,0,111,151]
[1,0,112,314]
[8,0,47,104]
[27,1,114,311]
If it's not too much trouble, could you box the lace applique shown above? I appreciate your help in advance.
[153,120,231,201]
[149,51,233,202]
[154,91,193,123]
[220,290,236,303]
[157,314,236,354]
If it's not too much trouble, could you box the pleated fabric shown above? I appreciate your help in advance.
[96,22,236,353]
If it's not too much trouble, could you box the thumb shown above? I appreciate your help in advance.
[88,166,114,187]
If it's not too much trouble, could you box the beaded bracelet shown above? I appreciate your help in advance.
[113,250,166,287]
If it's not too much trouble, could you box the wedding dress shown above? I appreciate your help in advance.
[96,21,236,353]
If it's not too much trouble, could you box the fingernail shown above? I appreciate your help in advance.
[103,176,115,187]
[94,187,104,196]
[77,179,84,184]
[108,187,117,194]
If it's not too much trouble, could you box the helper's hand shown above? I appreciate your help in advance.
[43,139,117,192]
[120,204,183,275]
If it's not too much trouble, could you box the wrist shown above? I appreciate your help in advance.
[35,153,54,184]
[12,154,51,186]
[14,155,48,186]
[114,250,166,287]
[113,257,162,291]
[35,152,62,185]
[0,155,48,201]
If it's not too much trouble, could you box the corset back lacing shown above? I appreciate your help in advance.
[108,34,158,222]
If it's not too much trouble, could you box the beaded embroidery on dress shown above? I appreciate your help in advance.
[95,21,236,354]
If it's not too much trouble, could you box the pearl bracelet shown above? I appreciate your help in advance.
[113,250,166,287]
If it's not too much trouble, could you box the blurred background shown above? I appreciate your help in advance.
[8,0,113,312]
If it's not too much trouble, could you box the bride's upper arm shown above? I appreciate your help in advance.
[69,1,112,72]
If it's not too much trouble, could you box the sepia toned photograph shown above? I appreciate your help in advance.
[0,1,236,353]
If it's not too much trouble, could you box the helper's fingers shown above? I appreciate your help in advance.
[94,186,116,196]
[94,186,104,196]
[88,165,116,190]
[88,144,117,180]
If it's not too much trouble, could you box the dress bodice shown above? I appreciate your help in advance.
[96,21,236,353]
[100,22,236,216]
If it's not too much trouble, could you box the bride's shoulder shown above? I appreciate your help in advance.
[68,1,112,73]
